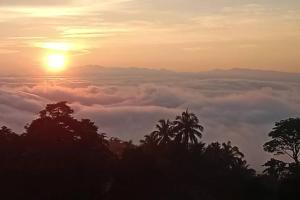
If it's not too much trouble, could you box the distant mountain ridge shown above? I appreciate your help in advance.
[66,66,300,83]
[197,68,300,82]
[1,65,300,82]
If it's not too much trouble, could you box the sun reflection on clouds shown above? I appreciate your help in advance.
[35,42,71,51]
[40,42,71,51]
[34,41,88,52]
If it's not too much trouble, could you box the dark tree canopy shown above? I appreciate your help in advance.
[24,102,109,149]
[151,119,174,146]
[0,102,299,200]
[264,118,300,165]
[39,101,74,119]
[263,158,288,179]
[140,131,159,147]
[205,141,253,173]
[0,126,18,143]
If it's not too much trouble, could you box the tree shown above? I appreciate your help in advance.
[263,158,287,180]
[205,142,252,172]
[221,141,248,169]
[76,119,108,147]
[25,102,105,145]
[173,110,204,148]
[24,101,77,144]
[18,102,115,199]
[0,126,18,143]
[140,132,159,147]
[151,119,174,146]
[108,137,135,158]
[39,101,74,119]
[0,126,20,159]
[263,118,300,165]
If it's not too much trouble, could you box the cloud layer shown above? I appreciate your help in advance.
[1,67,300,169]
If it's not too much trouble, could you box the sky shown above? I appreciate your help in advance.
[0,0,300,73]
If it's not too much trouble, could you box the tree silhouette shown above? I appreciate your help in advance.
[0,126,20,162]
[205,141,253,173]
[24,101,109,148]
[0,101,299,199]
[108,137,134,158]
[173,109,204,148]
[221,141,248,169]
[39,101,74,119]
[17,102,115,199]
[24,101,78,145]
[140,132,159,147]
[151,119,174,146]
[76,118,109,147]
[263,158,287,180]
[263,118,300,165]
[0,126,18,144]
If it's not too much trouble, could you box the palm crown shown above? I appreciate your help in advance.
[173,110,204,147]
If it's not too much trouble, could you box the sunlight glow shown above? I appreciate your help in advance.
[46,54,67,72]
[40,42,71,73]
[41,42,71,51]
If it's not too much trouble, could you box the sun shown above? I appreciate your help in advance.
[40,42,72,73]
[46,53,67,72]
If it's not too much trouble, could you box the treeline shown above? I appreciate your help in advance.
[0,102,299,200]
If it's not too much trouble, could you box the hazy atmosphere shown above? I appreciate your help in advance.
[0,0,300,72]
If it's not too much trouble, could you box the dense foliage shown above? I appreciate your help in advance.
[0,102,299,199]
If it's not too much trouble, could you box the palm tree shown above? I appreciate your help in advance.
[151,119,174,146]
[173,109,204,148]
[221,141,248,170]
[140,132,159,147]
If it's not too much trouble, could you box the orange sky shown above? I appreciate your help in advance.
[0,0,300,73]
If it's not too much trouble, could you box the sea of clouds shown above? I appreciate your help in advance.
[1,66,300,169]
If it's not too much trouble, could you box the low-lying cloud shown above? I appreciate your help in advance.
[1,67,300,169]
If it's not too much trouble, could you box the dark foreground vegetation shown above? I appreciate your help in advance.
[0,102,299,200]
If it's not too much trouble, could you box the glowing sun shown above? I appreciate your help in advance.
[46,54,67,72]
[40,42,72,73]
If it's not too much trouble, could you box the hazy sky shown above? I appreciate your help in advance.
[0,0,300,73]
